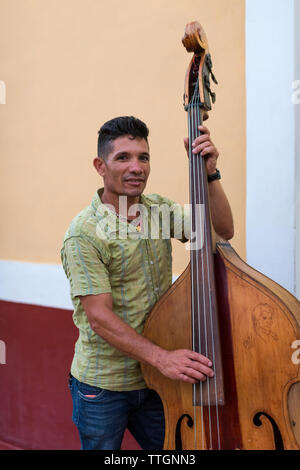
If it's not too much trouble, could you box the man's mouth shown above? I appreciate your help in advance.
[124,178,145,186]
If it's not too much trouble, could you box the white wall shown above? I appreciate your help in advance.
[0,260,73,309]
[246,0,297,295]
[295,0,300,299]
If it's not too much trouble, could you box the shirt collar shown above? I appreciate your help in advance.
[91,188,148,238]
[91,188,149,217]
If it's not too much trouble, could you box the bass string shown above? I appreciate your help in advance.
[192,105,214,450]
[189,92,205,449]
[188,93,204,449]
[190,95,205,450]
[194,103,212,448]
[188,87,204,448]
[191,99,210,449]
[194,91,221,450]
[188,82,221,449]
[188,96,200,450]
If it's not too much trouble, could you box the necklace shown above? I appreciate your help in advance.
[114,211,142,232]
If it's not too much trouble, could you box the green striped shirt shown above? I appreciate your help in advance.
[61,188,187,391]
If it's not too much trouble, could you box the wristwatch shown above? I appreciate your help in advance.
[208,168,221,183]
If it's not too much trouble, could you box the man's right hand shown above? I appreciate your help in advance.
[155,348,214,384]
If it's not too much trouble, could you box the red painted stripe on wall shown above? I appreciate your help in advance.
[0,300,140,450]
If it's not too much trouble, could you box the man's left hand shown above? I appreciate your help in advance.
[184,125,219,176]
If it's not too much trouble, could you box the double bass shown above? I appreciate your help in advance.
[141,21,300,450]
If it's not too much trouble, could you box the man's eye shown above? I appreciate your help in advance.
[117,155,127,160]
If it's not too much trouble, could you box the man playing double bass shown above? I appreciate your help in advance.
[61,115,234,450]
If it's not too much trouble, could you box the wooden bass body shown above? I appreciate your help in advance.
[142,242,300,450]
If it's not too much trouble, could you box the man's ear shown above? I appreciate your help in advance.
[93,157,106,177]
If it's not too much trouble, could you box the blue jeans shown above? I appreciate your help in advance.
[68,374,165,450]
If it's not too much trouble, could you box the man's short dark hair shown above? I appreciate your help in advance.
[97,116,149,159]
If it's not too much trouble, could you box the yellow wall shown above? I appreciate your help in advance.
[0,0,245,277]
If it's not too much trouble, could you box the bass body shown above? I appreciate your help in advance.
[142,242,300,450]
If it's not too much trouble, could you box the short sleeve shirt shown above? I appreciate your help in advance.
[61,188,188,391]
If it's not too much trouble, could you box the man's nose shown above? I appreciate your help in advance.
[128,160,143,174]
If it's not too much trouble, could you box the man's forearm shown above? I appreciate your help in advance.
[208,179,234,240]
[80,294,214,384]
[88,301,163,368]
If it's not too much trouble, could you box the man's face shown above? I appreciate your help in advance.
[97,135,150,199]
